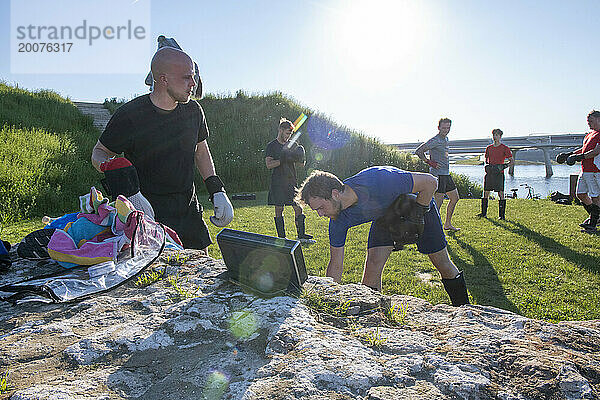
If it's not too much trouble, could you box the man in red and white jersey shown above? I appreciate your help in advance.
[557,110,600,231]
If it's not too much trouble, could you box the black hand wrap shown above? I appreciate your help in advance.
[566,153,585,166]
[103,165,140,198]
[485,164,508,174]
[280,145,304,163]
[556,152,573,164]
[292,145,305,162]
[204,175,225,202]
[377,193,428,251]
[279,148,290,163]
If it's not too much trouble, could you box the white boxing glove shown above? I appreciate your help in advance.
[210,192,234,227]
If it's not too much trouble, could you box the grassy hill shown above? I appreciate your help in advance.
[0,83,99,225]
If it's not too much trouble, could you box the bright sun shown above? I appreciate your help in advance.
[335,0,424,82]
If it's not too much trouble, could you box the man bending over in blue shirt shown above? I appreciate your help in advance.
[295,166,469,306]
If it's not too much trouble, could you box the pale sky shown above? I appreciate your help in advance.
[1,0,598,143]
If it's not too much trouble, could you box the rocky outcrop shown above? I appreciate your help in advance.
[0,248,599,400]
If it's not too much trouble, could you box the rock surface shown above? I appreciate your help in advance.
[1,248,599,400]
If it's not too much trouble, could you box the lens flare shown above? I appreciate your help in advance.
[203,371,229,399]
[228,310,258,339]
[305,115,350,150]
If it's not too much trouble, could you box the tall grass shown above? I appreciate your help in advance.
[0,82,99,225]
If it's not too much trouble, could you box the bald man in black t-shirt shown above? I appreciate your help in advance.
[91,48,233,252]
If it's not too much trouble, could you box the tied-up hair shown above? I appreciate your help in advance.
[279,117,295,131]
[295,170,344,206]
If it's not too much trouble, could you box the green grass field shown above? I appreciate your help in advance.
[4,195,599,323]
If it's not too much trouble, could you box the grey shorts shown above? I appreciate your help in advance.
[436,175,457,193]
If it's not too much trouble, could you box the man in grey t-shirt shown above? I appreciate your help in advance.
[415,118,460,232]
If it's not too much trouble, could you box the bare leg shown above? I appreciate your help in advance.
[326,263,343,282]
[427,247,460,279]
[444,189,460,230]
[361,246,393,291]
[498,191,505,200]
[578,193,593,205]
[434,192,445,211]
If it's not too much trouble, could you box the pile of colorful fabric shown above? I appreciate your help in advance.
[18,187,182,268]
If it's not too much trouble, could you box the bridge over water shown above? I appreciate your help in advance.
[391,133,586,177]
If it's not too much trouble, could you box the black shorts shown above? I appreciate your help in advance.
[484,171,505,192]
[268,179,298,206]
[436,175,457,193]
[367,199,447,254]
[144,184,212,250]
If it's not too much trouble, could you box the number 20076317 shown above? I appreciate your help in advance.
[18,42,73,52]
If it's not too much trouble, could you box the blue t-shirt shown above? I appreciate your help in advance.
[329,166,414,247]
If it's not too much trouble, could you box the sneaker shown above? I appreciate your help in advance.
[297,234,316,244]
[580,222,597,231]
[17,228,55,260]
[579,217,591,228]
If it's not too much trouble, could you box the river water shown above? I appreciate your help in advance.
[451,164,581,198]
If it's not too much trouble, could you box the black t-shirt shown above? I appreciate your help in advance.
[265,139,297,185]
[100,95,209,195]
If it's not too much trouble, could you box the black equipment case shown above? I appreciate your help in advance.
[216,228,308,296]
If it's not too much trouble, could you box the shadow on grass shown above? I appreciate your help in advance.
[489,219,600,274]
[447,235,519,313]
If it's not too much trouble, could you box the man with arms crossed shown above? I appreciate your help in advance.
[477,129,514,220]
[415,118,460,232]
[91,47,233,253]
[296,166,469,306]
[265,118,313,241]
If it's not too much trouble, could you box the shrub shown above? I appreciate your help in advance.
[0,82,99,223]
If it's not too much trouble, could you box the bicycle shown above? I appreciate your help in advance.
[520,184,541,200]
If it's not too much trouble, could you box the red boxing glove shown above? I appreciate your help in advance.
[425,159,439,169]
[100,157,133,172]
